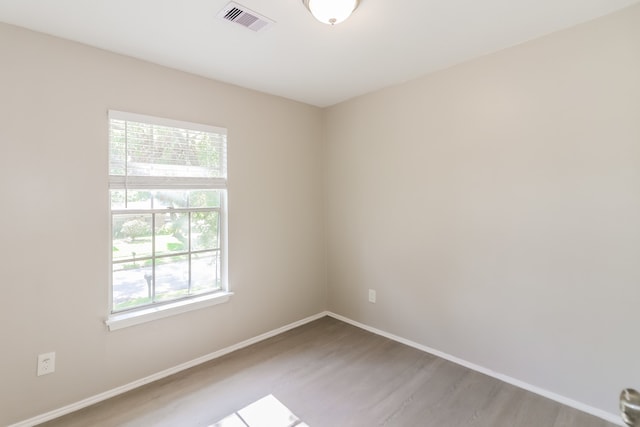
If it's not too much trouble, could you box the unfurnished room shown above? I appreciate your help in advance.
[1,1,639,426]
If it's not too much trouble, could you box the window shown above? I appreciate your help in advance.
[108,111,228,323]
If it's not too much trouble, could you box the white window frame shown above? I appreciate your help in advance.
[105,110,231,331]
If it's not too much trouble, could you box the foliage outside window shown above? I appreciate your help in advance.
[109,111,227,313]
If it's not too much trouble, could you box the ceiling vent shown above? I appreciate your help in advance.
[217,2,275,32]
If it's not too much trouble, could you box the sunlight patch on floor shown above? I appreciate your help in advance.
[210,394,308,427]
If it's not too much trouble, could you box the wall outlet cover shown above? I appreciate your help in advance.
[368,289,376,303]
[37,352,56,376]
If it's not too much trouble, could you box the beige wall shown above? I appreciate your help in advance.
[0,23,326,425]
[325,3,640,417]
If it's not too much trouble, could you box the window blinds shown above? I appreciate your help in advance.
[108,110,227,190]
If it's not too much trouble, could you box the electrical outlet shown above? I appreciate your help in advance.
[37,352,56,376]
[368,289,376,303]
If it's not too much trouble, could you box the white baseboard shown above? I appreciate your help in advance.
[326,311,623,427]
[12,311,623,427]
[9,311,330,427]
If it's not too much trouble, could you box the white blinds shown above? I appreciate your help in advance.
[108,110,227,190]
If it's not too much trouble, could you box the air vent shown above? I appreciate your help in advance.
[217,2,275,32]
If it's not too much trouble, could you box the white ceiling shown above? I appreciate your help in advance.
[0,0,638,107]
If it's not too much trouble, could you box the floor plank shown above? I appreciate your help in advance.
[39,317,617,427]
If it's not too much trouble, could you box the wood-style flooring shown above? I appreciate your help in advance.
[40,316,617,427]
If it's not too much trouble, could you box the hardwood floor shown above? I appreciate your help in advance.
[40,316,617,427]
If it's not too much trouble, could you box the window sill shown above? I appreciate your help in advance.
[105,292,233,331]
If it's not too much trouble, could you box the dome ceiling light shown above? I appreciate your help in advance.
[302,0,360,26]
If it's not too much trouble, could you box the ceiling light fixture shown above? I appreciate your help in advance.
[302,0,360,26]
